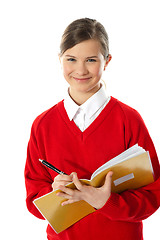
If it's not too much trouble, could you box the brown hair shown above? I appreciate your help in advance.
[59,18,109,59]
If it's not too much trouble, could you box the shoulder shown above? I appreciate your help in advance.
[111,97,152,149]
[110,97,146,131]
[111,97,143,122]
[31,100,64,134]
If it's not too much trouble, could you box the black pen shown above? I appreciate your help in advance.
[39,159,67,175]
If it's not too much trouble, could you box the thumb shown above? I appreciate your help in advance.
[101,171,113,191]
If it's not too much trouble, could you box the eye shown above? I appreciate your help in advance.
[87,59,97,62]
[67,58,76,62]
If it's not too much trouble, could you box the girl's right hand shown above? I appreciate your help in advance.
[52,173,73,191]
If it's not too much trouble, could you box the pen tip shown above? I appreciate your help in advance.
[39,159,43,162]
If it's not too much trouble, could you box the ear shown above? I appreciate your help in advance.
[104,54,112,71]
[58,54,62,64]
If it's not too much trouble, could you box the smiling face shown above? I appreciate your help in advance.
[60,39,111,104]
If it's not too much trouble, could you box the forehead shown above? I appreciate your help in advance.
[64,39,103,57]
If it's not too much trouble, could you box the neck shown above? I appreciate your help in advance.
[69,85,101,105]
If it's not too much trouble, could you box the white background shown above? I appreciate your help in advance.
[0,0,160,239]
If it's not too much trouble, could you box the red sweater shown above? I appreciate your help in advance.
[25,97,160,240]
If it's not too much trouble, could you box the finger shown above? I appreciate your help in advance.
[56,187,80,202]
[54,174,72,182]
[72,172,83,191]
[61,199,79,206]
[106,171,113,183]
[56,191,72,199]
[52,180,72,190]
[107,171,113,178]
[102,171,113,190]
[58,185,74,196]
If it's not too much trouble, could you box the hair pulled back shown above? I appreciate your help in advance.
[60,18,109,59]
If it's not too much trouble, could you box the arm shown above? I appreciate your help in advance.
[98,177,160,222]
[56,108,160,222]
[98,108,160,222]
[56,162,160,223]
[25,121,53,219]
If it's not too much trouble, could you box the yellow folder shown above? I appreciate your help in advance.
[34,145,154,233]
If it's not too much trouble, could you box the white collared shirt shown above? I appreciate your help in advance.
[64,86,110,132]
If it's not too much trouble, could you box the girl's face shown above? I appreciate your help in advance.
[60,39,111,103]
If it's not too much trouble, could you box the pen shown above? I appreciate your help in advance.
[39,159,67,175]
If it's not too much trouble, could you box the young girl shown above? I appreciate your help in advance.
[25,18,160,240]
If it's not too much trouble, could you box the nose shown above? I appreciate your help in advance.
[76,62,89,76]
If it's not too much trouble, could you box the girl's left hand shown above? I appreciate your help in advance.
[56,171,113,209]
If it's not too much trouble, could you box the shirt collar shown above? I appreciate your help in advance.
[64,85,109,121]
[64,92,80,121]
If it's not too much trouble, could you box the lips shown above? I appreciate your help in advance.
[73,77,91,81]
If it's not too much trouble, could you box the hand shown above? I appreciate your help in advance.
[57,171,113,209]
[52,173,73,190]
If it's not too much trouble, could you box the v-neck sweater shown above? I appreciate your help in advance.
[25,97,160,240]
[63,86,110,131]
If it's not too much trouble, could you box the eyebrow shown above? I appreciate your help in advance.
[86,56,98,59]
[64,55,98,59]
[64,55,76,58]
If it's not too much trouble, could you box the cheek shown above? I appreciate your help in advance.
[91,65,104,78]
[62,64,74,78]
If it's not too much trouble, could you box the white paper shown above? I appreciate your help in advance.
[113,173,135,186]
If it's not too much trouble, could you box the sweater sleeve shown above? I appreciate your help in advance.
[98,106,160,222]
[24,119,53,219]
